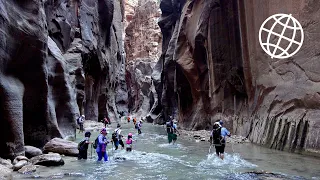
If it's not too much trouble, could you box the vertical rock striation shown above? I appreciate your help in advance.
[157,0,320,155]
[0,0,127,159]
[124,0,161,120]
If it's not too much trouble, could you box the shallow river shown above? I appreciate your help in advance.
[14,123,320,180]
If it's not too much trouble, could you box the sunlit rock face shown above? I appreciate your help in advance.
[124,0,161,121]
[0,0,127,159]
[156,0,320,154]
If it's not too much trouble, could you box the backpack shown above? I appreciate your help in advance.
[77,117,81,125]
[112,129,119,140]
[211,126,223,146]
[92,137,99,149]
[78,139,86,150]
[135,123,139,129]
[166,122,173,133]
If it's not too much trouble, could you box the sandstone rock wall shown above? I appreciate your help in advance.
[157,0,320,154]
[0,0,127,159]
[125,0,161,62]
[124,0,161,119]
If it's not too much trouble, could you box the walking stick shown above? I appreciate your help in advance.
[91,144,93,159]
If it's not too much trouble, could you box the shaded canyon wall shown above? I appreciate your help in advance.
[0,0,127,159]
[156,0,320,154]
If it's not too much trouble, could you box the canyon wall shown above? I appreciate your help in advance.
[0,0,127,159]
[157,0,320,154]
[125,0,161,120]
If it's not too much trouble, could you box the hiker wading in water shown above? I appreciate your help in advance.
[126,133,134,152]
[112,124,124,150]
[78,131,91,160]
[166,116,179,144]
[96,128,111,162]
[210,121,231,160]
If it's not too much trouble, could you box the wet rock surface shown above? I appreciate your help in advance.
[24,146,43,159]
[30,153,64,167]
[0,158,13,169]
[43,138,78,157]
[155,0,320,155]
[17,164,37,174]
[0,164,13,179]
[0,0,127,159]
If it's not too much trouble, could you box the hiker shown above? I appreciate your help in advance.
[78,131,91,160]
[77,115,85,133]
[112,124,124,150]
[210,121,231,160]
[136,120,142,134]
[166,119,175,144]
[96,128,111,162]
[127,116,131,123]
[126,133,134,152]
[133,118,137,126]
[103,116,110,128]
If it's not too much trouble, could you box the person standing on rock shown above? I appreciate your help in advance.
[78,131,91,160]
[77,115,85,133]
[210,121,231,160]
[96,128,111,162]
[112,124,124,150]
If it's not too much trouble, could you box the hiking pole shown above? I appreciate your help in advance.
[91,144,93,159]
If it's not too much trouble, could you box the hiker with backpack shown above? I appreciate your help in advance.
[112,124,124,150]
[78,131,92,160]
[210,121,231,160]
[166,118,175,144]
[94,128,111,162]
[126,133,134,152]
[77,115,85,133]
[136,120,142,134]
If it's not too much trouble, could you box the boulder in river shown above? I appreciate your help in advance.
[18,164,37,174]
[43,138,78,157]
[25,146,43,158]
[30,153,64,166]
[0,158,13,169]
[0,164,13,179]
[13,160,29,171]
[13,156,29,165]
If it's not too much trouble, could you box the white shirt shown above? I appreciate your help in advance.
[115,128,122,139]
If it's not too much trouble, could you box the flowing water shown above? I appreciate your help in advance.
[14,123,320,180]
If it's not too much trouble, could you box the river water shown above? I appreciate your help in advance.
[14,123,320,180]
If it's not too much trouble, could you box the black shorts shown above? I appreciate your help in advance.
[79,123,84,131]
[215,144,225,154]
[126,147,132,152]
[78,150,87,160]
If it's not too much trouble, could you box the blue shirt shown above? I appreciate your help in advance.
[221,127,230,139]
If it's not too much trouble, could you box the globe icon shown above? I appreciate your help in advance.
[259,14,304,59]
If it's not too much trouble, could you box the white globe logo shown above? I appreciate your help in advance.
[259,14,304,59]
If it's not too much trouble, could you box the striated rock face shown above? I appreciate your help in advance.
[0,0,127,159]
[124,0,161,120]
[157,0,320,154]
[124,0,162,62]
